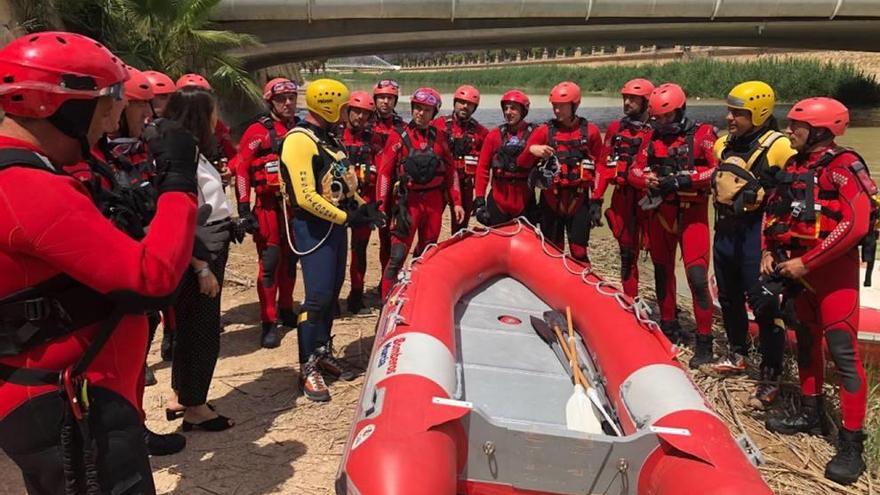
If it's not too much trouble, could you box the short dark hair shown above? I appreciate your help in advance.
[164,87,216,152]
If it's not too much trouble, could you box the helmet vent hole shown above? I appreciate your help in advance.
[56,36,67,44]
[28,36,38,42]
[3,75,13,83]
[11,95,23,102]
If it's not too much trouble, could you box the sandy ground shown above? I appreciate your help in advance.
[0,219,876,494]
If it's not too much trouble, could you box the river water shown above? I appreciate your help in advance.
[338,84,880,170]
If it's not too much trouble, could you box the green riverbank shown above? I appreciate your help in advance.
[349,58,880,107]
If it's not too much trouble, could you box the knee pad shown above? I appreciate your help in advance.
[383,243,408,277]
[746,283,780,321]
[653,263,669,302]
[825,328,863,393]
[686,265,710,310]
[619,247,636,280]
[260,245,280,286]
[301,291,335,324]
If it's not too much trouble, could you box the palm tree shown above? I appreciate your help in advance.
[19,0,262,103]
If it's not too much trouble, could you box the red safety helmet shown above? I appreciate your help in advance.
[176,73,212,91]
[263,77,297,101]
[549,81,581,107]
[411,87,442,117]
[501,89,530,117]
[124,66,154,102]
[787,97,849,136]
[648,83,687,117]
[454,84,480,106]
[0,31,128,119]
[348,90,376,112]
[621,78,655,97]
[143,70,175,96]
[374,79,400,98]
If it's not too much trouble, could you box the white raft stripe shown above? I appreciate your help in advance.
[619,363,715,430]
[362,332,458,413]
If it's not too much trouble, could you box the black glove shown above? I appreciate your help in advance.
[346,202,386,229]
[193,204,231,260]
[472,196,486,215]
[237,203,258,235]
[230,218,248,244]
[657,175,680,196]
[676,174,693,191]
[588,199,603,228]
[143,118,200,195]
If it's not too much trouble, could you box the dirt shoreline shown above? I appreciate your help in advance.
[0,221,875,494]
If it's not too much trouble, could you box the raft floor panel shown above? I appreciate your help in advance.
[455,276,597,432]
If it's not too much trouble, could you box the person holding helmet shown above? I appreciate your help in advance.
[594,78,655,298]
[176,73,237,183]
[762,97,873,485]
[518,81,603,262]
[629,83,717,366]
[343,91,385,314]
[280,79,384,401]
[435,84,489,233]
[703,81,794,407]
[474,89,536,225]
[377,87,464,299]
[0,32,200,493]
[143,70,176,117]
[370,79,405,273]
[236,78,301,348]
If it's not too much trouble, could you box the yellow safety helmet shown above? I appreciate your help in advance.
[305,78,349,124]
[726,81,776,127]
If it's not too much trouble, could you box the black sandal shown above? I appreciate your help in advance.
[182,414,234,432]
[166,402,215,421]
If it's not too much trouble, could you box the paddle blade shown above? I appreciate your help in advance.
[529,315,555,345]
[566,384,603,434]
[543,310,567,334]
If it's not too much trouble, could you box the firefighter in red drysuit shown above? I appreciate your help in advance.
[236,78,301,348]
[176,73,236,185]
[369,79,405,274]
[342,91,386,314]
[0,32,199,494]
[378,88,464,299]
[628,83,717,366]
[595,78,655,298]
[473,89,536,225]
[434,84,489,233]
[762,97,871,486]
[517,81,603,263]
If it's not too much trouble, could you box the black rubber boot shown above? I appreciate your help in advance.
[688,334,714,369]
[278,308,299,328]
[144,427,186,456]
[825,428,867,485]
[766,395,829,436]
[160,330,174,362]
[144,365,157,387]
[260,321,282,349]
[660,319,683,344]
[347,292,368,315]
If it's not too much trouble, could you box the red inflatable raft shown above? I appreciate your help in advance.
[337,221,772,495]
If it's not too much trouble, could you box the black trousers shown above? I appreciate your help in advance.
[0,387,155,495]
[171,240,230,406]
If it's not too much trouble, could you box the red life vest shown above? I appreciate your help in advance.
[547,117,596,188]
[444,116,482,176]
[765,147,880,251]
[251,115,287,196]
[491,123,535,182]
[646,121,710,202]
[344,128,378,196]
[371,114,405,149]
[607,118,650,185]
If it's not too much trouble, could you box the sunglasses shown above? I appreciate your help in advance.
[413,91,439,107]
[98,82,125,101]
[377,79,400,89]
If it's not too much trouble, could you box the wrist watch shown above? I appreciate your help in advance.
[194,266,212,278]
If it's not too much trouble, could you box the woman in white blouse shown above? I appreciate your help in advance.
[162,87,235,432]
